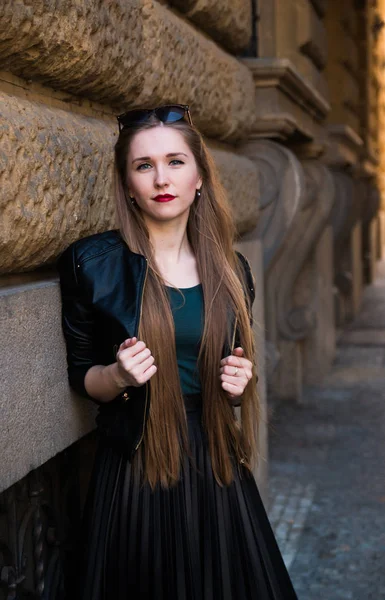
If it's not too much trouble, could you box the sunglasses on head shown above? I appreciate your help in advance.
[116,104,193,132]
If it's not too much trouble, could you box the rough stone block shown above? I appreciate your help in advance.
[0,92,259,273]
[213,147,260,237]
[0,0,255,142]
[168,0,252,54]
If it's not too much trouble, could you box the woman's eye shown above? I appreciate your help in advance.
[136,159,184,171]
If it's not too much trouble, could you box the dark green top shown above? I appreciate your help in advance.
[165,283,204,395]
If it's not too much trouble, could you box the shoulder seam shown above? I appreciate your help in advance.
[77,240,123,266]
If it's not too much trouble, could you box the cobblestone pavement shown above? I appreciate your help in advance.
[267,261,385,600]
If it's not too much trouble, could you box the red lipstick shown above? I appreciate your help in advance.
[153,194,175,203]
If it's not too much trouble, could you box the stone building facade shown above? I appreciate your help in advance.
[0,0,384,596]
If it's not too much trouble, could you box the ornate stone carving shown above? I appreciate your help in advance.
[243,58,330,141]
[0,0,255,142]
[359,177,381,285]
[330,170,361,304]
[274,162,335,341]
[0,93,259,273]
[240,140,303,271]
[168,0,252,54]
[323,125,364,169]
[331,171,360,250]
[239,140,305,381]
[266,159,335,400]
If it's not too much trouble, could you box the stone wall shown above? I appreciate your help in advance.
[0,0,265,496]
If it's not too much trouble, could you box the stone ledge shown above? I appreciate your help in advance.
[242,58,330,141]
[0,0,255,142]
[0,92,259,273]
[323,124,364,169]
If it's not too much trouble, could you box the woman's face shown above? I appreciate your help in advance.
[126,126,202,226]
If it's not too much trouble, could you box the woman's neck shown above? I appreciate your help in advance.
[147,220,193,265]
[147,223,199,287]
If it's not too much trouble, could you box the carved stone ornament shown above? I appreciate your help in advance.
[330,171,360,248]
[238,140,305,373]
[323,125,364,170]
[274,162,335,341]
[242,58,330,142]
[239,140,304,271]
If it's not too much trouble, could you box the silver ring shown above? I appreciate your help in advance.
[233,366,238,376]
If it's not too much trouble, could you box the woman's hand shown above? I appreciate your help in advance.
[115,337,157,387]
[219,347,253,401]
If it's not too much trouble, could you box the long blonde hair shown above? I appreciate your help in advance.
[114,115,260,488]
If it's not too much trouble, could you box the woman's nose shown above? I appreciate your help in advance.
[154,167,169,188]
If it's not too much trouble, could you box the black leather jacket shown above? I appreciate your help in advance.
[57,229,255,459]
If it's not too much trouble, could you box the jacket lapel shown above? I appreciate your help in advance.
[85,243,147,340]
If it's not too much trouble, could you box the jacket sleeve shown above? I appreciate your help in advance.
[57,243,97,402]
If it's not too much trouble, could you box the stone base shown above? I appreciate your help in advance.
[0,276,96,493]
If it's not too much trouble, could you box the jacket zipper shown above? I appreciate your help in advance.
[134,258,149,452]
[230,316,238,353]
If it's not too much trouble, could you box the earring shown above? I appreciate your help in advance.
[195,188,201,199]
[129,196,136,206]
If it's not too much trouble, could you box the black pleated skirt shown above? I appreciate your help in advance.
[75,394,298,600]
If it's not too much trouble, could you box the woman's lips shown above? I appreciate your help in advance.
[153,195,175,203]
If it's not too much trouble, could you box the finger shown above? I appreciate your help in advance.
[120,337,139,352]
[232,347,244,355]
[143,364,157,381]
[220,357,250,371]
[220,364,243,376]
[133,359,157,384]
[130,347,153,365]
[141,355,156,372]
[220,373,247,386]
[132,354,155,376]
[221,380,242,396]
[220,354,237,366]
[120,338,131,349]
[123,340,147,357]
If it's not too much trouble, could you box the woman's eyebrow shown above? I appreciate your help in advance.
[132,152,188,164]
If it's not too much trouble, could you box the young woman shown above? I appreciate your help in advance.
[58,104,297,599]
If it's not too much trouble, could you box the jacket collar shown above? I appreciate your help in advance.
[84,236,148,341]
